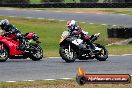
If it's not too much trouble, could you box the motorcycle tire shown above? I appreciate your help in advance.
[76,76,87,85]
[0,45,9,62]
[94,43,108,61]
[29,44,43,61]
[59,46,77,63]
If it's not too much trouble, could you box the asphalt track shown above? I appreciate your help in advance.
[0,9,132,82]
[0,55,132,82]
[0,9,132,26]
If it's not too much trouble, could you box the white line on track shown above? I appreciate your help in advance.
[112,25,117,26]
[120,14,127,16]
[96,13,103,14]
[121,54,132,56]
[37,18,45,20]
[89,23,94,24]
[59,20,66,22]
[22,80,35,82]
[6,81,16,82]
[59,78,73,80]
[8,16,16,17]
[48,19,55,21]
[76,12,83,13]
[26,80,35,82]
[81,22,86,24]
[6,9,15,10]
[101,24,107,25]
[44,79,56,81]
[34,10,42,12]
[25,17,33,19]
[4,75,132,82]
[55,11,62,12]
[5,78,73,83]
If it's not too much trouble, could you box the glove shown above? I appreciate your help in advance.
[1,32,9,36]
[17,33,24,38]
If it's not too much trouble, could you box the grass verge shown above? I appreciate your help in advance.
[30,0,41,4]
[0,79,132,88]
[0,16,131,57]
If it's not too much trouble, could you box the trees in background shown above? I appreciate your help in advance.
[0,0,30,3]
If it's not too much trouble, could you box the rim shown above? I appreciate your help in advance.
[64,48,74,60]
[32,46,43,58]
[97,47,106,58]
[0,49,8,60]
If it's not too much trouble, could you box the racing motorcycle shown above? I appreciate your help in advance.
[59,31,108,63]
[0,32,43,62]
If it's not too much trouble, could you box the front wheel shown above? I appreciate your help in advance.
[59,45,77,63]
[29,44,43,61]
[0,45,9,62]
[94,43,108,61]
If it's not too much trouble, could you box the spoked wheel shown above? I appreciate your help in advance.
[29,44,43,61]
[0,45,9,62]
[59,45,77,63]
[94,43,108,61]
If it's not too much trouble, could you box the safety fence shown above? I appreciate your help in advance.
[107,27,132,38]
[0,3,132,8]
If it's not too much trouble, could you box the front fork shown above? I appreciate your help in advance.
[0,44,3,50]
[68,44,71,53]
[0,44,6,57]
[64,44,71,53]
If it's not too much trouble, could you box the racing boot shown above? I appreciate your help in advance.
[17,44,26,50]
[91,44,101,52]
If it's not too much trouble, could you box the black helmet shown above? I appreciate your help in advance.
[0,19,9,29]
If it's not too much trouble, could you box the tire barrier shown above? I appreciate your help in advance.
[0,3,132,8]
[107,27,132,38]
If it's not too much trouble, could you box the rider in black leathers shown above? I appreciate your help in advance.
[66,20,100,51]
[0,19,26,50]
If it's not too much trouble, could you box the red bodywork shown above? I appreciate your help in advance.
[0,34,24,56]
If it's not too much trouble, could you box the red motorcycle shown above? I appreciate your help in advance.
[0,32,43,62]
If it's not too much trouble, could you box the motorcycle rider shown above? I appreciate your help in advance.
[66,20,101,51]
[0,19,26,50]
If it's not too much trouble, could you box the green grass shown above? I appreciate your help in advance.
[64,0,80,3]
[100,8,132,15]
[0,79,132,88]
[30,0,41,4]
[0,16,131,57]
[107,44,132,55]
[0,80,73,88]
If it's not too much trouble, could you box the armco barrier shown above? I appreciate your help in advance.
[0,3,132,8]
[107,27,132,38]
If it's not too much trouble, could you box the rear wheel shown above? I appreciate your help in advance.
[0,45,9,62]
[59,45,77,63]
[29,44,43,61]
[94,43,108,61]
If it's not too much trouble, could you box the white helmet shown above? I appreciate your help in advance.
[0,19,9,28]
[66,20,76,29]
